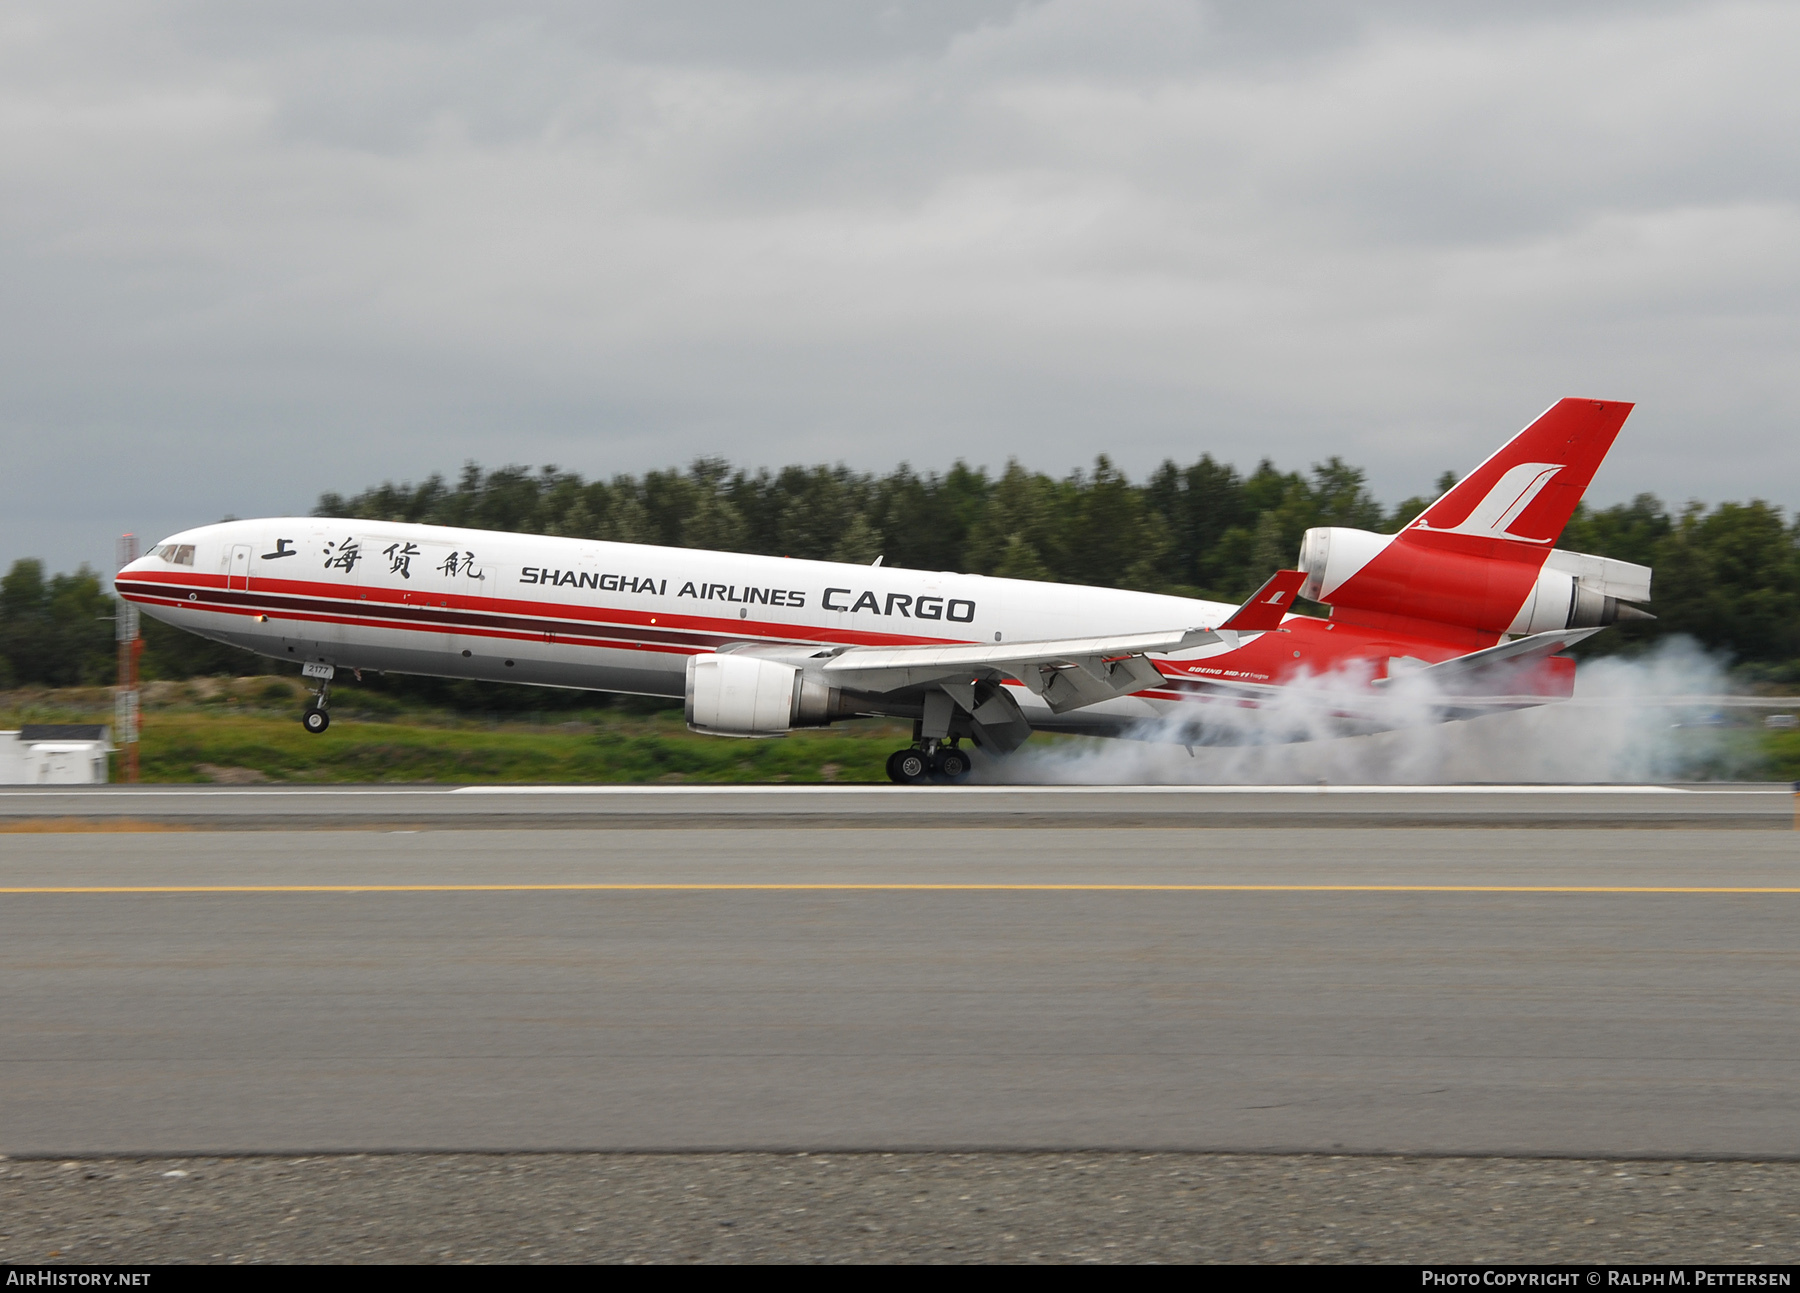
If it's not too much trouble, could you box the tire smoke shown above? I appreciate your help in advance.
[988,637,1751,785]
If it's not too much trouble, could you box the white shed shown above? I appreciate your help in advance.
[0,725,113,784]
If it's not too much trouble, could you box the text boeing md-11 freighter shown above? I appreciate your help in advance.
[117,399,1653,782]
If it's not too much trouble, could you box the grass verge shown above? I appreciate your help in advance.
[0,677,908,784]
[2,676,1794,785]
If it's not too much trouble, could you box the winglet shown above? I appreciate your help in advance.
[1221,569,1306,632]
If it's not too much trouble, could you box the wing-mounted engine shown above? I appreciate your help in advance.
[684,652,856,737]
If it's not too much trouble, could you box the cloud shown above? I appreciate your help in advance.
[1,1,1796,574]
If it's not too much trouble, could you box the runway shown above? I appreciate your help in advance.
[4,817,1798,1158]
[0,781,1793,829]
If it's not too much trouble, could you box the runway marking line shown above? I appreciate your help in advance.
[2,884,1798,895]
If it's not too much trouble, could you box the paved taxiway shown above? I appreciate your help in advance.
[4,815,1798,1158]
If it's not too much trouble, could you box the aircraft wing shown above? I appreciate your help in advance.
[823,625,1223,714]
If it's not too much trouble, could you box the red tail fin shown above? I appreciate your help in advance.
[1222,569,1306,631]
[1403,398,1633,553]
[1325,398,1634,643]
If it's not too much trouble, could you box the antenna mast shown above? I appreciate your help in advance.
[115,535,141,783]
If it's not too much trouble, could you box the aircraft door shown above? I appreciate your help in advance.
[227,544,253,591]
[226,540,252,594]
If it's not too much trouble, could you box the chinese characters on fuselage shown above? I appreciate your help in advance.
[383,542,419,578]
[438,550,483,579]
[322,537,362,572]
[320,539,484,580]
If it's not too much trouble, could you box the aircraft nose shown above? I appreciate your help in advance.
[118,545,179,581]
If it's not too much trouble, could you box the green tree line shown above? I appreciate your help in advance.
[4,453,1799,689]
[317,456,1800,670]
[0,557,269,690]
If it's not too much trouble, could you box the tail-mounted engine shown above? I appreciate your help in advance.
[685,652,853,737]
[1297,526,1653,636]
[1505,552,1656,634]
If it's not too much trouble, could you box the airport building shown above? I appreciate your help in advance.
[0,725,112,784]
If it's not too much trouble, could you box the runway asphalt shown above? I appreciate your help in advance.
[0,781,1793,828]
[3,822,1798,1159]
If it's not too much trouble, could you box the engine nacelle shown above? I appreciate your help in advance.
[684,652,847,737]
[1296,527,1394,604]
[1506,566,1648,634]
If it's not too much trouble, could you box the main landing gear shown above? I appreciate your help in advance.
[302,678,331,734]
[885,739,970,785]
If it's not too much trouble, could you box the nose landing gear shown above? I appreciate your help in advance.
[884,740,970,784]
[302,677,331,734]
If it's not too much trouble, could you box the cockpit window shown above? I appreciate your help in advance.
[154,544,195,566]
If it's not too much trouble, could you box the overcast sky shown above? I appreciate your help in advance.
[4,0,1798,575]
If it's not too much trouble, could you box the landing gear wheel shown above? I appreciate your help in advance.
[302,706,330,735]
[887,748,930,784]
[934,748,971,782]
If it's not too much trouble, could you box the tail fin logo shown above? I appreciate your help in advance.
[1411,462,1563,543]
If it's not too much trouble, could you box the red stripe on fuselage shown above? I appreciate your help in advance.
[114,570,980,656]
[114,571,1491,700]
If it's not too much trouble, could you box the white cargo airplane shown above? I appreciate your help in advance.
[117,399,1653,781]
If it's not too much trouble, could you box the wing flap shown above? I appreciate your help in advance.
[822,625,1223,714]
[1375,626,1602,694]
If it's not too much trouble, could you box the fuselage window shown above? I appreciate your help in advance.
[155,544,195,566]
